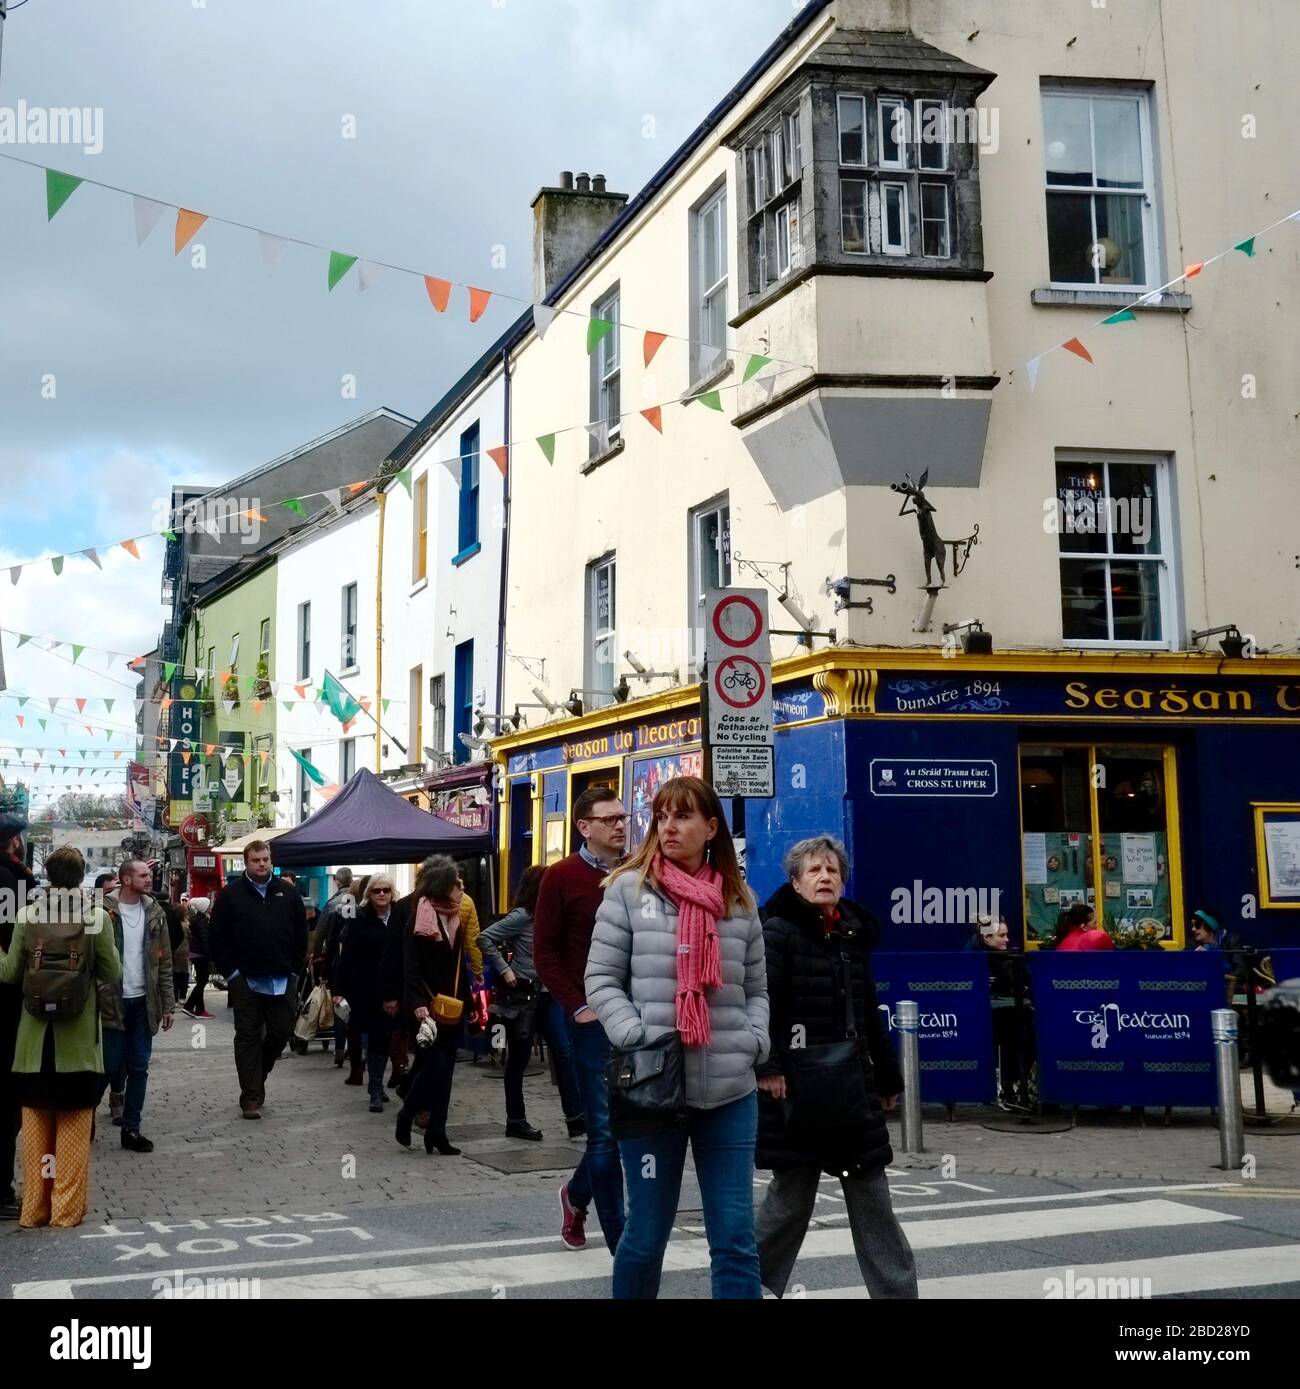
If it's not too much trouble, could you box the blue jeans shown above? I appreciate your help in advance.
[536,994,583,1123]
[614,1091,761,1300]
[103,996,153,1133]
[564,1017,625,1254]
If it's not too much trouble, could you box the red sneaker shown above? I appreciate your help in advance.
[559,1183,587,1251]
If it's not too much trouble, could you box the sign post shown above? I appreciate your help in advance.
[702,588,775,799]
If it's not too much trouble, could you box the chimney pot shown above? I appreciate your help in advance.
[575,172,591,193]
[560,171,574,190]
[593,174,607,193]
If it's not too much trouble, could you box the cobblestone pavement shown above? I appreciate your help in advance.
[8,1002,1299,1229]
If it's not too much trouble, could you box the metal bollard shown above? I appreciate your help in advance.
[897,999,923,1154]
[1212,1008,1244,1171]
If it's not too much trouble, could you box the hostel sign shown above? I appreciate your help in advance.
[703,589,774,798]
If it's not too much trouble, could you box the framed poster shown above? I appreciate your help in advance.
[628,749,704,853]
[1254,803,1300,909]
[543,815,567,866]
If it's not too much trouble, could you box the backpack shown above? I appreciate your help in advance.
[22,903,93,1020]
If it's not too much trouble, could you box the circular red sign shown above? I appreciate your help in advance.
[711,594,763,649]
[179,814,209,848]
[713,655,767,709]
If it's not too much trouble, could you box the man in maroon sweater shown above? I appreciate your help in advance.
[534,785,628,1253]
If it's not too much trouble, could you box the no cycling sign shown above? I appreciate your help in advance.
[703,589,775,798]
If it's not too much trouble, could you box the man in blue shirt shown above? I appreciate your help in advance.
[209,841,308,1119]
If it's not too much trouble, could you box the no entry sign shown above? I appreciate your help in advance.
[703,588,774,798]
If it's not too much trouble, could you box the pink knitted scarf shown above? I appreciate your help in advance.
[654,852,724,1048]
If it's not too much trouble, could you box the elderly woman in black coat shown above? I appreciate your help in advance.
[333,874,399,1114]
[755,835,917,1299]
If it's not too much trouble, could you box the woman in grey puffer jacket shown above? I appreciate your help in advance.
[585,775,769,1300]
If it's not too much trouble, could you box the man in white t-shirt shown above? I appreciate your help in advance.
[103,860,175,1151]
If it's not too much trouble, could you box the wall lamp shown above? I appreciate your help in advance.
[473,711,523,737]
[531,686,561,716]
[623,651,680,685]
[458,732,489,751]
[1190,624,1248,659]
[943,618,993,655]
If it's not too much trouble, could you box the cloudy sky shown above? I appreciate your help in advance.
[0,0,800,809]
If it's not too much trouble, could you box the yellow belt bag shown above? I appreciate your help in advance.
[428,945,464,1025]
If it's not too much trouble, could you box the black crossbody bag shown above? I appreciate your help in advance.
[606,1029,687,1140]
[783,947,873,1143]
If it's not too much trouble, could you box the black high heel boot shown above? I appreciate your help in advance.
[424,1129,461,1156]
[367,1056,387,1113]
[395,1109,413,1148]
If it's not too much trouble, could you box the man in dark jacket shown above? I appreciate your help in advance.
[208,841,308,1119]
[755,836,917,1300]
[0,817,34,1219]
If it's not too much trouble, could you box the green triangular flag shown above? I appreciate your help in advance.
[322,670,362,724]
[1234,237,1256,257]
[281,498,306,516]
[328,251,358,290]
[288,747,327,787]
[38,719,47,732]
[17,696,28,708]
[282,700,295,713]
[743,354,772,382]
[161,529,179,543]
[71,645,85,663]
[163,661,177,682]
[46,169,83,221]
[697,390,725,411]
[537,434,556,465]
[396,467,413,497]
[104,699,114,712]
[1102,310,1136,324]
[17,634,32,648]
[586,317,616,354]
[51,556,65,576]
[381,698,391,714]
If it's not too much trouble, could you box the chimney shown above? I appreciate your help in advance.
[530,170,629,302]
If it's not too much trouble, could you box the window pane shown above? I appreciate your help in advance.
[1055,462,1109,554]
[705,292,726,364]
[838,96,864,164]
[703,201,720,284]
[1093,98,1143,188]
[880,101,905,164]
[917,100,946,169]
[1020,746,1095,943]
[1043,94,1092,185]
[920,183,949,256]
[1094,193,1145,285]
[1060,557,1111,639]
[883,185,906,250]
[841,178,867,252]
[786,111,802,177]
[1097,749,1172,940]
[1108,559,1162,641]
[1106,462,1160,555]
[1046,191,1095,283]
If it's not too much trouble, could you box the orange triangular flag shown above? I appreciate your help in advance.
[342,718,356,735]
[181,750,192,765]
[644,331,667,367]
[75,699,87,713]
[121,538,141,559]
[424,276,452,313]
[205,743,216,755]
[487,445,509,477]
[252,699,265,714]
[1184,262,1204,279]
[15,715,23,728]
[1062,337,1094,364]
[113,750,122,760]
[294,683,307,699]
[641,405,663,433]
[175,209,208,256]
[348,480,367,494]
[468,286,492,323]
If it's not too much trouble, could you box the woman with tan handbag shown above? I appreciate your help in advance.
[393,856,483,1155]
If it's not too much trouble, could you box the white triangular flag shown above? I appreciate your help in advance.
[533,304,559,341]
[758,375,778,403]
[83,548,102,570]
[324,488,344,515]
[133,196,167,247]
[258,232,288,269]
[8,566,19,586]
[357,260,383,292]
[585,422,606,449]
[222,699,236,714]
[1025,356,1041,393]
[104,650,116,671]
[438,452,463,487]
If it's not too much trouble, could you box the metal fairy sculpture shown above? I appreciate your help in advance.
[890,471,979,587]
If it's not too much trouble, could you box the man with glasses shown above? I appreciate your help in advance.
[534,786,629,1253]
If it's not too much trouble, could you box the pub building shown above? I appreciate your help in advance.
[492,647,1300,952]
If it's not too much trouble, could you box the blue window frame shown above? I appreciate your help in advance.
[453,638,474,764]
[457,423,480,557]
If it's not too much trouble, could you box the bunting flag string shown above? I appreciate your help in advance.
[4,150,812,370]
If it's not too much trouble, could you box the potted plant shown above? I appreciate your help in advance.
[222,674,240,708]
[253,658,274,700]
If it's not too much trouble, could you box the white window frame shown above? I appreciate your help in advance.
[258,619,270,663]
[775,200,801,278]
[877,97,910,169]
[594,287,621,446]
[296,602,311,682]
[756,218,768,294]
[688,496,731,676]
[694,187,728,380]
[586,554,617,705]
[768,125,787,191]
[1043,86,1160,294]
[409,665,423,757]
[784,108,802,183]
[340,738,356,783]
[840,177,869,255]
[837,94,868,167]
[429,673,446,754]
[920,182,951,258]
[297,748,313,824]
[914,98,949,171]
[749,143,767,210]
[228,633,240,672]
[880,182,910,255]
[340,582,358,672]
[1057,451,1177,651]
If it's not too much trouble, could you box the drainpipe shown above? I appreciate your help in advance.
[493,347,513,912]
[375,490,386,772]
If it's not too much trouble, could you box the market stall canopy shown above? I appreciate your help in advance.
[215,826,288,859]
[266,767,492,867]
